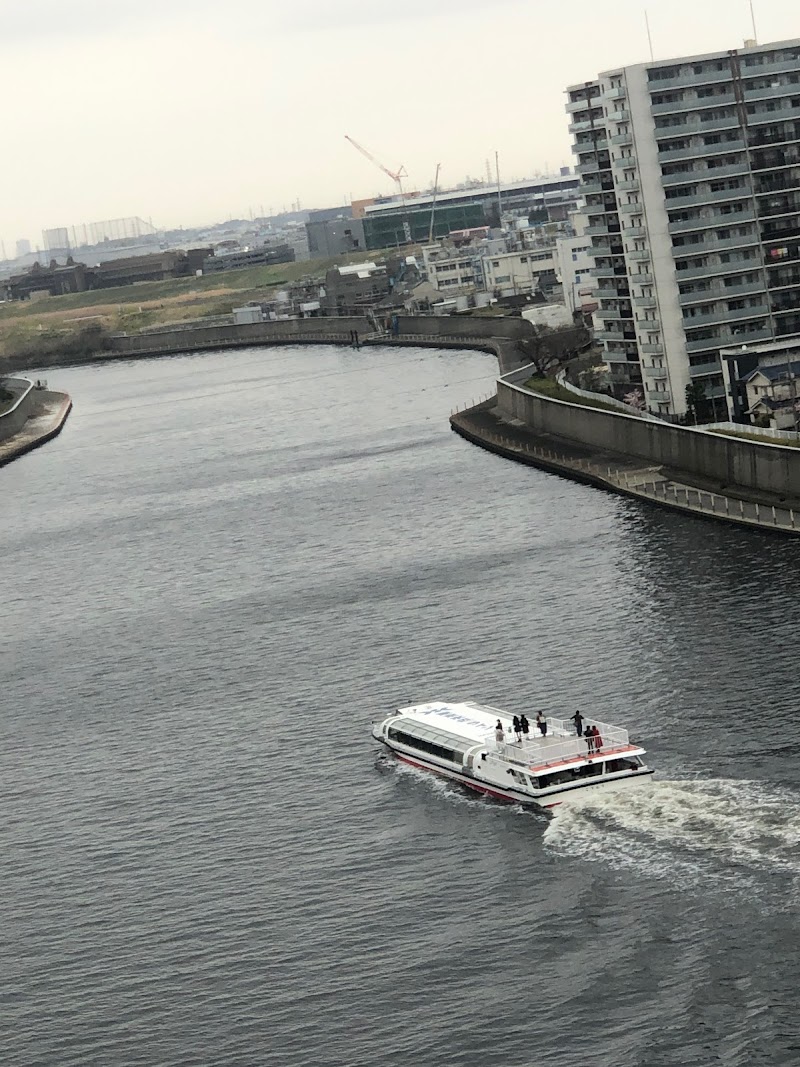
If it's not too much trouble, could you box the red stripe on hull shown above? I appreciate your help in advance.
[395,752,534,805]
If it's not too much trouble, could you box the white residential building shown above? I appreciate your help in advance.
[421,244,485,293]
[555,212,595,315]
[567,37,800,416]
[483,250,551,296]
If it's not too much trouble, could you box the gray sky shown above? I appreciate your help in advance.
[1,0,798,252]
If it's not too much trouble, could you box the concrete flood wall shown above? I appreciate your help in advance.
[497,376,800,498]
[0,378,36,443]
[109,316,374,357]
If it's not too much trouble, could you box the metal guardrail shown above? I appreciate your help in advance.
[457,421,800,535]
[556,371,665,422]
[483,715,629,770]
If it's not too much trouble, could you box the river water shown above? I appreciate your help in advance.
[1,344,799,1067]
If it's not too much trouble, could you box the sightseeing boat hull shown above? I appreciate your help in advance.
[373,700,654,810]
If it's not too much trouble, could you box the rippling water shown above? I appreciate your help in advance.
[1,344,799,1066]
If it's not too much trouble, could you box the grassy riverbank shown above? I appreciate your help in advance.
[0,249,398,363]
[523,376,625,413]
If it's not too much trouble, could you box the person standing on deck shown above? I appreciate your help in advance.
[586,726,595,756]
[536,712,548,737]
[513,715,522,743]
[572,711,584,737]
[520,714,530,742]
[495,720,505,748]
[592,725,603,753]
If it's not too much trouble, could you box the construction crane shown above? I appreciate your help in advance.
[344,135,407,196]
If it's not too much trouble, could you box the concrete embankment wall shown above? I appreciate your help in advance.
[0,378,36,443]
[497,376,800,498]
[108,316,374,357]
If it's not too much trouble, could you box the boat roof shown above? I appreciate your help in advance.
[393,700,646,772]
[396,701,523,743]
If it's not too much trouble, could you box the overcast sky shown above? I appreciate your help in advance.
[1,0,798,253]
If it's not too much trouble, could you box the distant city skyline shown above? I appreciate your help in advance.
[1,0,797,256]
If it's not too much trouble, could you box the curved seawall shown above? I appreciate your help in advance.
[496,371,800,501]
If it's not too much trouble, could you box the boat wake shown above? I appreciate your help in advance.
[544,778,800,891]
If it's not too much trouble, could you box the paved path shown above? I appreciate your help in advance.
[452,401,800,537]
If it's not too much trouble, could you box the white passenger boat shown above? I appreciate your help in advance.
[373,700,653,809]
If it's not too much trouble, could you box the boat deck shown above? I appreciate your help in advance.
[486,715,641,773]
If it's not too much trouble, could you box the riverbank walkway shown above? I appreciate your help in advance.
[0,392,72,469]
[452,398,800,536]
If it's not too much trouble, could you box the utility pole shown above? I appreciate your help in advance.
[495,151,502,226]
[428,163,441,243]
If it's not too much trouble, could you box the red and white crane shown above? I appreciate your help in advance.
[344,135,407,197]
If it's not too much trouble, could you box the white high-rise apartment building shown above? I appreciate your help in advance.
[567,39,800,416]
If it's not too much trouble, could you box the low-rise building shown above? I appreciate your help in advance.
[202,244,295,273]
[483,250,549,297]
[320,262,390,315]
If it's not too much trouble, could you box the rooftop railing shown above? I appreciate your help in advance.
[483,716,631,772]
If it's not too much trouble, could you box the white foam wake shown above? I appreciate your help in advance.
[544,778,800,887]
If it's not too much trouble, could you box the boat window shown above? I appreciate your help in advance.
[605,757,643,773]
[388,725,463,764]
[538,763,603,789]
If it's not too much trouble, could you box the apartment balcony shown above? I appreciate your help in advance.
[741,56,800,79]
[592,266,628,278]
[641,343,664,354]
[684,306,770,336]
[619,202,643,213]
[685,336,720,353]
[651,93,737,116]
[658,139,747,163]
[675,232,760,254]
[647,68,737,90]
[676,259,763,282]
[613,155,637,169]
[657,116,740,140]
[631,272,654,284]
[634,295,657,306]
[662,161,749,186]
[568,117,603,135]
[636,317,661,330]
[592,288,629,300]
[668,207,757,234]
[576,160,602,175]
[647,388,672,403]
[604,85,627,101]
[685,325,772,352]
[625,226,648,239]
[594,309,624,320]
[689,361,722,376]
[573,137,609,156]
[748,101,800,126]
[665,185,752,209]
[600,330,626,341]
[616,179,640,192]
[706,384,727,398]
[745,84,800,104]
[763,223,800,243]
[627,249,652,262]
[585,222,621,236]
[566,95,600,113]
[644,365,669,378]
[608,109,630,123]
[580,181,607,196]
[611,132,633,146]
[679,280,766,304]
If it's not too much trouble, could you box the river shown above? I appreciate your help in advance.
[1,344,798,1066]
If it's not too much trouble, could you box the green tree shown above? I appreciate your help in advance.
[685,381,706,424]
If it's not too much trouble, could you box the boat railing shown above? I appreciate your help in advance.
[483,716,631,771]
